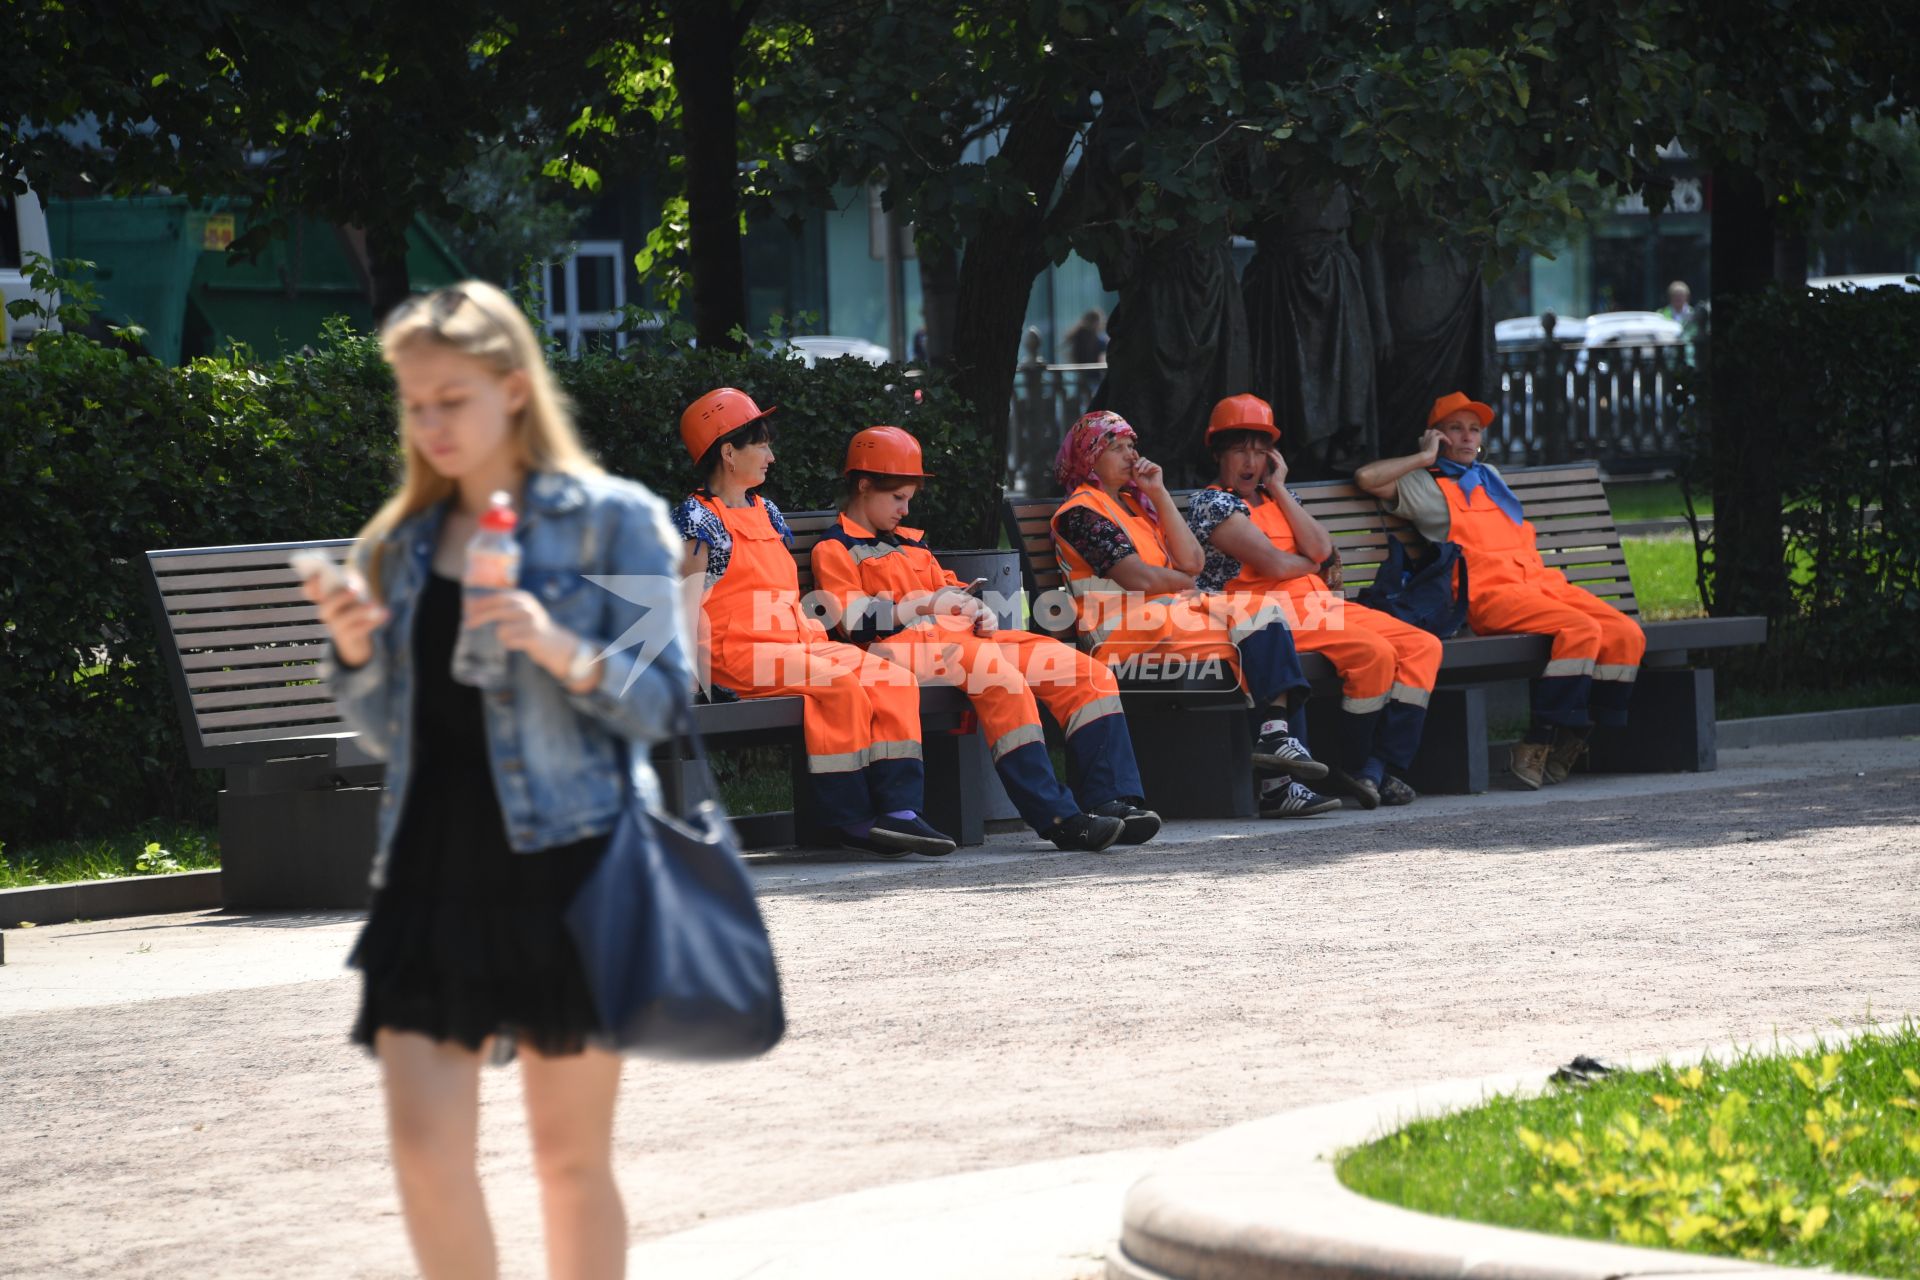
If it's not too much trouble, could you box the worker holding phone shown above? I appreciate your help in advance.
[811,426,1161,852]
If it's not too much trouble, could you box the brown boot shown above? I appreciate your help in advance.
[1509,741,1550,790]
[1544,727,1592,785]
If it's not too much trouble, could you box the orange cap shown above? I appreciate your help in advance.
[1427,391,1494,428]
[1206,394,1281,442]
[680,387,776,462]
[842,425,934,478]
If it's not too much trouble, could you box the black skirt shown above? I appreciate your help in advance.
[349,572,607,1059]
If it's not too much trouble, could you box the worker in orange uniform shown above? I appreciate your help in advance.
[671,388,957,857]
[1188,395,1442,808]
[811,426,1162,852]
[1050,410,1341,818]
[1356,392,1646,789]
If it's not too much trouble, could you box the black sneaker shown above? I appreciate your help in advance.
[1089,799,1163,845]
[1252,730,1330,782]
[838,829,913,860]
[1378,776,1417,806]
[1046,813,1125,852]
[867,814,957,857]
[1323,766,1380,810]
[1258,780,1342,818]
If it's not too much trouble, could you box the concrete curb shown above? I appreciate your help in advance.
[0,870,222,930]
[1107,1032,1874,1280]
[1718,703,1920,750]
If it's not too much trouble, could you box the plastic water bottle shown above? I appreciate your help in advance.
[452,490,521,689]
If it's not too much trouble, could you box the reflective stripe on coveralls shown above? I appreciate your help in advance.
[1050,484,1308,710]
[814,513,1147,831]
[1433,473,1646,729]
[1218,486,1441,770]
[693,494,925,827]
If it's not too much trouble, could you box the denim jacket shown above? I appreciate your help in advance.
[323,470,691,890]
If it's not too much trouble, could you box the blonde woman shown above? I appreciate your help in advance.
[304,282,688,1278]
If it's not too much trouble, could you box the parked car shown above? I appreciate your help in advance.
[1580,310,1684,347]
[774,335,893,368]
[1495,314,1588,350]
[1807,273,1920,293]
[1,184,60,355]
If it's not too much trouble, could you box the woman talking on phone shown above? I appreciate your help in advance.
[302,280,689,1279]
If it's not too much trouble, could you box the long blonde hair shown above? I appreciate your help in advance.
[355,280,601,593]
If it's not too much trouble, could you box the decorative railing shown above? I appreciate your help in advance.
[1005,342,1697,489]
[1489,341,1695,469]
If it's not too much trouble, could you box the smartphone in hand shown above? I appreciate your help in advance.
[290,549,354,598]
[962,576,990,597]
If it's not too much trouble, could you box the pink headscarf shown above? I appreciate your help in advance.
[1053,410,1157,520]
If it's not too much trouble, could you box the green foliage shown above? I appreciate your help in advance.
[0,316,986,844]
[0,820,219,890]
[1687,284,1920,687]
[1339,1025,1920,1277]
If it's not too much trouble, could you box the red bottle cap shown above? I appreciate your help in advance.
[479,491,517,532]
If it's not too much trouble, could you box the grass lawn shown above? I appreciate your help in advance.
[1338,1024,1920,1277]
[2,820,219,890]
[1621,534,1705,620]
[1604,479,1711,523]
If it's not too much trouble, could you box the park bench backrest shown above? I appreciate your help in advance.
[145,512,850,769]
[143,540,358,769]
[1002,461,1638,628]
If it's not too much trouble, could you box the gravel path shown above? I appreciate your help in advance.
[3,738,1917,1279]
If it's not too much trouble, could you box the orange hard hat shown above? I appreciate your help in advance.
[1427,391,1494,428]
[842,425,934,478]
[1206,394,1281,442]
[680,387,777,462]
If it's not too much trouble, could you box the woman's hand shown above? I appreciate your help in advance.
[464,589,579,682]
[1264,448,1288,487]
[302,571,386,670]
[1133,456,1168,492]
[1418,428,1444,465]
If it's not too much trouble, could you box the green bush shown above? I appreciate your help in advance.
[1686,283,1920,689]
[0,324,989,844]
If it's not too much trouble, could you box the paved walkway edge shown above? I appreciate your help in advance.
[0,869,222,930]
[1108,1031,1876,1280]
[1718,703,1920,750]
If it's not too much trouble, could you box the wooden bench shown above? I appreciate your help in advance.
[143,516,998,907]
[1002,462,1766,801]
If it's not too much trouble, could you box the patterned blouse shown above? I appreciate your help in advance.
[1186,485,1303,593]
[672,492,793,590]
[1053,506,1139,578]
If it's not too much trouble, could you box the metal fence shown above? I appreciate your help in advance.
[1004,342,1696,489]
[1490,341,1694,469]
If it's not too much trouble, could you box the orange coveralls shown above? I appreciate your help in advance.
[1216,486,1441,772]
[1437,473,1645,727]
[810,514,1144,829]
[688,493,924,828]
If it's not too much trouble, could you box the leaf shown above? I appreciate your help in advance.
[1650,1094,1682,1116]
[1516,1126,1544,1154]
[1800,1203,1830,1237]
[1791,1060,1820,1090]
[1677,1067,1705,1091]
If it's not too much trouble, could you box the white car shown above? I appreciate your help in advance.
[1807,273,1920,293]
[1,184,60,354]
[1495,314,1588,348]
[1580,311,1684,347]
[774,335,893,368]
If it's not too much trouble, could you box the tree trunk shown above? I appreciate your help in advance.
[917,235,959,367]
[367,228,413,325]
[1704,166,1789,620]
[949,98,1077,543]
[671,4,747,351]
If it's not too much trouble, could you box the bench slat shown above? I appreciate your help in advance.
[158,585,315,609]
[156,567,334,592]
[198,724,356,749]
[173,623,336,649]
[169,603,320,632]
[196,704,349,731]
[150,543,350,573]
[192,684,337,712]
[179,643,333,672]
[186,663,326,690]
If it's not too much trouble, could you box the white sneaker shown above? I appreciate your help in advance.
[1252,731,1330,781]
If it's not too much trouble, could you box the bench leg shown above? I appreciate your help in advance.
[1587,666,1716,774]
[921,727,988,847]
[1120,700,1255,818]
[218,785,381,909]
[1402,686,1491,795]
